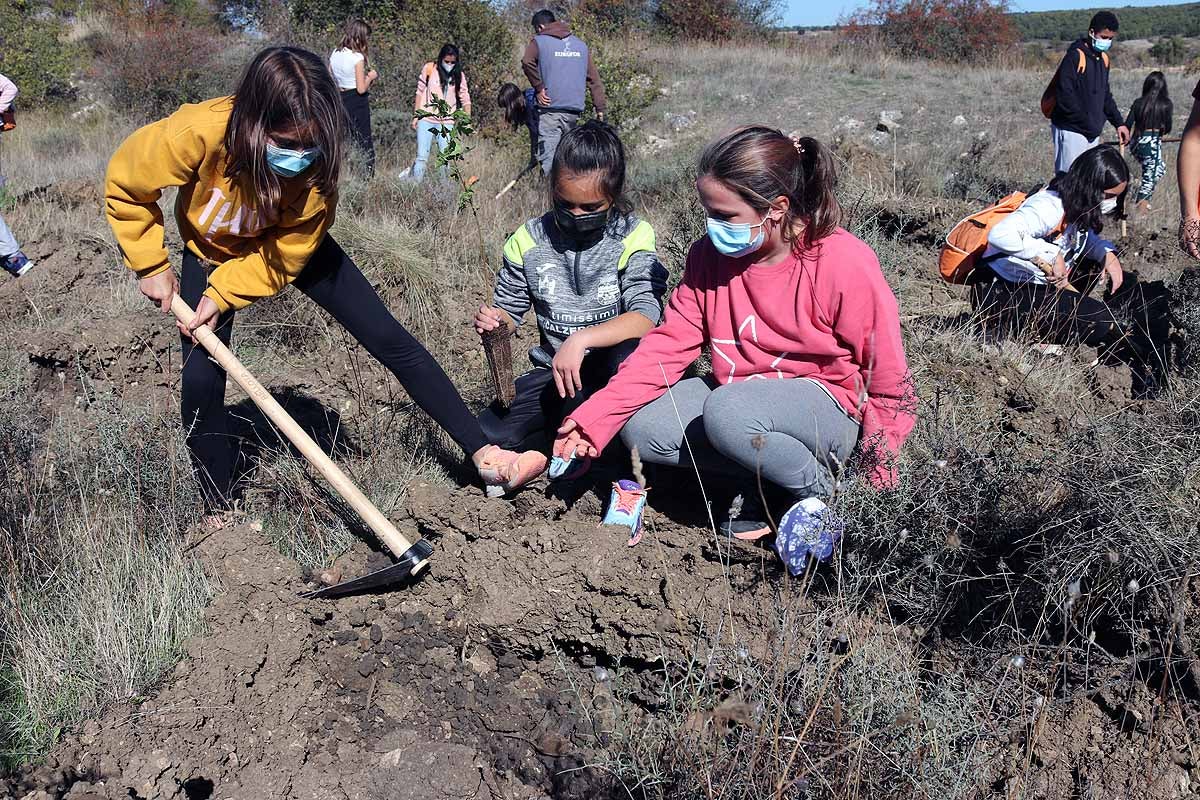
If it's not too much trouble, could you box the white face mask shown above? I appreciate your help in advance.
[442,61,456,73]
[1100,197,1118,214]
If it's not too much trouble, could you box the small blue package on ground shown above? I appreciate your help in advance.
[602,479,647,546]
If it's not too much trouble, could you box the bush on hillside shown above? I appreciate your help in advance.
[91,10,249,119]
[842,0,1018,64]
[654,0,781,42]
[1150,36,1191,66]
[0,0,79,105]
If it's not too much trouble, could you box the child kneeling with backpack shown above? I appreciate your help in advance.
[943,146,1168,398]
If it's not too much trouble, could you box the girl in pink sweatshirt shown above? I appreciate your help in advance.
[555,127,915,572]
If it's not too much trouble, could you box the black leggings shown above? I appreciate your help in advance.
[972,274,1169,379]
[477,339,637,451]
[180,236,487,509]
[340,90,375,175]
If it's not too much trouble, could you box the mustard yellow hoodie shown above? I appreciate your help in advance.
[104,97,335,314]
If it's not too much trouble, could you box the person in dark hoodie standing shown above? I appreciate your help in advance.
[1046,11,1129,175]
[521,9,607,175]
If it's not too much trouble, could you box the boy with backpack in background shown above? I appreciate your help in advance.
[521,9,607,175]
[1043,11,1129,175]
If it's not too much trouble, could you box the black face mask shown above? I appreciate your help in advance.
[554,205,609,241]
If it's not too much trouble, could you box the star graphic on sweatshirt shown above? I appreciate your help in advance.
[710,315,790,384]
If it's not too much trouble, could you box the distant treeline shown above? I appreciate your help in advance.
[1011,3,1200,40]
[788,3,1200,39]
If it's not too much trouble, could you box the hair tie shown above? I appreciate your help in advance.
[790,136,804,156]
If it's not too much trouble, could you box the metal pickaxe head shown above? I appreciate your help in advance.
[301,539,433,599]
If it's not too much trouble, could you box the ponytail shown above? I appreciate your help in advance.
[697,126,841,255]
[792,136,840,252]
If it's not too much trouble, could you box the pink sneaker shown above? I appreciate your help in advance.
[477,445,548,497]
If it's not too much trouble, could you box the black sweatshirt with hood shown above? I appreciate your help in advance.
[1050,37,1124,141]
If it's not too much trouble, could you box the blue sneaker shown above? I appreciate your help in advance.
[602,479,647,546]
[2,251,33,277]
[548,453,591,481]
[775,497,843,574]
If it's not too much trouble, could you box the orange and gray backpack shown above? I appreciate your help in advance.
[1040,48,1109,119]
[939,191,1030,284]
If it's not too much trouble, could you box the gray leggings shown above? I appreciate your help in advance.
[620,377,860,499]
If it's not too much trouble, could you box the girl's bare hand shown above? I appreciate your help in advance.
[1181,217,1200,260]
[554,419,598,459]
[552,334,587,399]
[138,270,179,313]
[474,304,504,336]
[180,296,220,342]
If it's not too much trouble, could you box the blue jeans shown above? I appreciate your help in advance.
[0,213,19,258]
[412,119,451,179]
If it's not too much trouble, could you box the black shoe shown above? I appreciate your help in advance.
[720,490,772,541]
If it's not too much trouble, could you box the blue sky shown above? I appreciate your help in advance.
[785,0,1196,27]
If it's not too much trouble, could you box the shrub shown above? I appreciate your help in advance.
[0,0,79,105]
[1150,36,1190,66]
[587,46,658,131]
[842,0,1018,64]
[91,9,249,119]
[654,0,781,42]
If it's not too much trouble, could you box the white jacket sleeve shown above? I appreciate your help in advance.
[0,74,18,112]
[987,194,1063,264]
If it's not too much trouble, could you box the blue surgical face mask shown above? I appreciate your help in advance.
[705,212,770,258]
[266,141,320,178]
[1091,34,1113,53]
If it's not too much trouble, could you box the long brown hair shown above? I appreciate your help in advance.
[697,126,841,254]
[339,18,371,56]
[224,47,344,212]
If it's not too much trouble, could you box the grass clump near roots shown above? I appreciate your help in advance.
[0,386,211,767]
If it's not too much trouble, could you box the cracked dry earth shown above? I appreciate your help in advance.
[1,478,789,800]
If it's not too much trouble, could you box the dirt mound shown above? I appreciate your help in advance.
[0,481,784,800]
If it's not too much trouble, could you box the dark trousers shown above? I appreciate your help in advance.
[972,272,1169,392]
[477,339,638,450]
[180,236,487,510]
[341,90,375,175]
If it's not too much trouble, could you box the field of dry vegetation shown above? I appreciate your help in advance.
[3,26,1200,800]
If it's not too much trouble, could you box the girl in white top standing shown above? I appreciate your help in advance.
[329,18,378,175]
[976,145,1168,397]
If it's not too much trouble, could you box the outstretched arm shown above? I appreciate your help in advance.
[1179,93,1200,258]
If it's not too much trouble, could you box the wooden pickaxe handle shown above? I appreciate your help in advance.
[170,295,428,572]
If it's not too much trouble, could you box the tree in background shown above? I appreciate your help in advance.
[0,0,78,105]
[842,0,1018,64]
[654,0,780,41]
[1149,36,1191,66]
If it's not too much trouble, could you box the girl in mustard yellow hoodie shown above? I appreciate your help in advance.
[105,47,545,521]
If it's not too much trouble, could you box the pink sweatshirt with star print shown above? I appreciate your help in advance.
[567,229,916,487]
